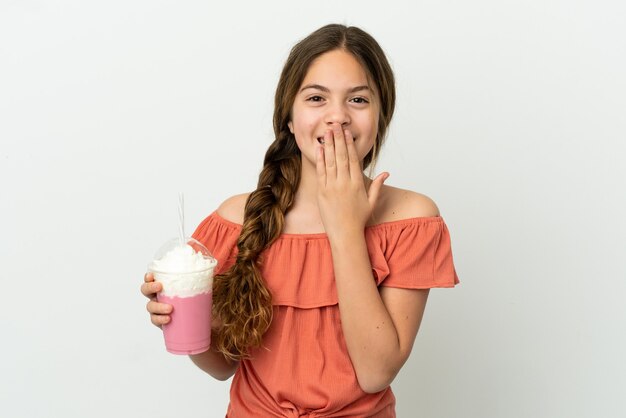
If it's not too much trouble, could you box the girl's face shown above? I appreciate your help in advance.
[288,49,380,169]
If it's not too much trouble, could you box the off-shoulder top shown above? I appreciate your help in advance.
[192,211,459,418]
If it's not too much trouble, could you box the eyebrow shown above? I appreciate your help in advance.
[299,84,370,94]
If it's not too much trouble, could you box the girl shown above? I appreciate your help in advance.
[141,23,459,417]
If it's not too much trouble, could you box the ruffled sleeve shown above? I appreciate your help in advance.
[191,211,241,276]
[367,216,459,289]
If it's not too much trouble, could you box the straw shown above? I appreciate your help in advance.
[178,192,185,248]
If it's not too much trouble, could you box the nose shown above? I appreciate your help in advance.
[324,101,350,127]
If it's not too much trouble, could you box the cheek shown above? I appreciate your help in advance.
[358,137,375,159]
[292,114,317,135]
[356,113,378,157]
[355,112,379,138]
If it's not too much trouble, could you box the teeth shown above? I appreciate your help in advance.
[317,136,357,144]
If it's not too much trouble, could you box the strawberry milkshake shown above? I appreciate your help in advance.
[149,238,217,355]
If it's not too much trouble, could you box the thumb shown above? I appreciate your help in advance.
[367,172,389,207]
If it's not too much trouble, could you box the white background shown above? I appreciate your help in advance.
[1,1,625,417]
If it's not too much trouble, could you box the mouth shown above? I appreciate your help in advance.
[317,136,357,144]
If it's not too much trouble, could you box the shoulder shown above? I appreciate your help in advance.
[216,192,251,225]
[376,184,440,223]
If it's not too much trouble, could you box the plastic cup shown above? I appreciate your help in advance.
[148,238,217,355]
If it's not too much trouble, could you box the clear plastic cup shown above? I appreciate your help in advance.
[148,237,217,355]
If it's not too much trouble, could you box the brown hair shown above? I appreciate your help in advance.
[212,23,396,362]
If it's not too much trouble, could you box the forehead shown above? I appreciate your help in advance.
[301,49,370,87]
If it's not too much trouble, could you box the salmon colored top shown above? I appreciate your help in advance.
[192,211,459,418]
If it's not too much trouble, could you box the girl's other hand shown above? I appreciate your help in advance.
[141,272,172,329]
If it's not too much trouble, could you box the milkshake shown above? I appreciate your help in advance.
[149,238,217,355]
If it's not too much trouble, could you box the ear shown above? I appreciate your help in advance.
[288,121,294,134]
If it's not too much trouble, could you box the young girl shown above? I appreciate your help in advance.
[141,23,459,417]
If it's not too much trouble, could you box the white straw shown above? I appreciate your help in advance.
[178,192,185,247]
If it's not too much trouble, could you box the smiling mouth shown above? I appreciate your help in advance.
[317,136,357,144]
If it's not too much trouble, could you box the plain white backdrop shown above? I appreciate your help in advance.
[1,1,625,417]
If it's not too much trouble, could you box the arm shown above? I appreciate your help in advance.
[188,193,248,380]
[329,232,430,394]
[142,273,239,381]
[316,123,437,393]
[188,331,239,381]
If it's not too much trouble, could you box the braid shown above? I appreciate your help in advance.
[212,131,300,361]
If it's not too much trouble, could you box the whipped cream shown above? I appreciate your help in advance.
[149,244,217,298]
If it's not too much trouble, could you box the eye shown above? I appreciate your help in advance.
[306,95,324,102]
[350,97,369,104]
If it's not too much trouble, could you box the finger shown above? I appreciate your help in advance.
[316,143,326,188]
[144,272,154,283]
[344,129,361,180]
[323,129,336,179]
[147,300,173,315]
[332,124,349,180]
[140,281,155,297]
[151,313,170,327]
[140,281,162,298]
[368,172,390,208]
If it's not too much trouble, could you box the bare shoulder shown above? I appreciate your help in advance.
[216,192,251,225]
[376,184,440,223]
